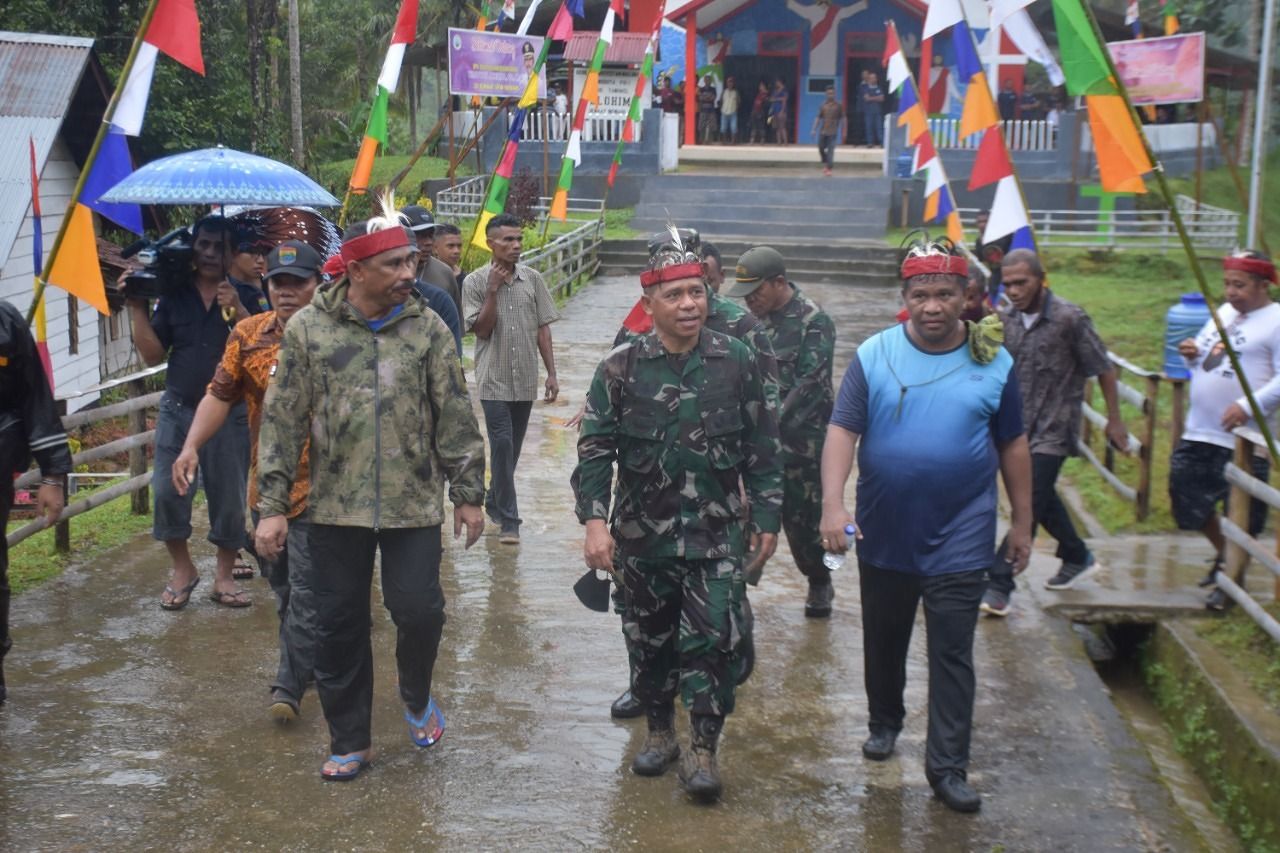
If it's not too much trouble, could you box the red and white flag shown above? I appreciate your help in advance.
[114,0,205,135]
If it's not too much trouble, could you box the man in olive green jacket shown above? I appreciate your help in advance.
[256,218,485,782]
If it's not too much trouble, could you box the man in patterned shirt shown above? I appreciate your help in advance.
[463,213,561,545]
[173,240,321,721]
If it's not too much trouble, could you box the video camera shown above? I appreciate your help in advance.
[121,227,195,301]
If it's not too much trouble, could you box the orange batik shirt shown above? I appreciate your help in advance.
[208,311,311,518]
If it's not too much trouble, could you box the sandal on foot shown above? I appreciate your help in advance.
[405,698,445,747]
[320,752,370,782]
[208,589,252,608]
[231,563,255,581]
[160,577,200,611]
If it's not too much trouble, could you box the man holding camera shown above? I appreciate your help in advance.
[127,215,265,610]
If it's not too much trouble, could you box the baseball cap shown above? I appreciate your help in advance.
[401,205,437,232]
[724,246,786,298]
[264,240,323,280]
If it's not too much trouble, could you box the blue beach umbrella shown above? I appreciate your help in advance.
[100,145,339,208]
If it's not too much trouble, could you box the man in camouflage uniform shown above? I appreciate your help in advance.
[578,229,780,720]
[256,215,486,782]
[572,246,783,802]
[726,247,836,617]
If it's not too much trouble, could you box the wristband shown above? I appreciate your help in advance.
[40,477,64,488]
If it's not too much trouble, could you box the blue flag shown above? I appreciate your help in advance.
[82,128,144,234]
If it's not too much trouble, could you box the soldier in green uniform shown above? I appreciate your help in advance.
[572,245,783,802]
[594,230,780,720]
[725,247,837,617]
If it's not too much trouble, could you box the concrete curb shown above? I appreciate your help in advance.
[1143,620,1280,850]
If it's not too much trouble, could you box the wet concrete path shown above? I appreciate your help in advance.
[0,275,1215,851]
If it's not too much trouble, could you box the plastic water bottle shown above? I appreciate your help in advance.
[821,524,858,571]
[1163,293,1211,379]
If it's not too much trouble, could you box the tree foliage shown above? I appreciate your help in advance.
[6,0,452,166]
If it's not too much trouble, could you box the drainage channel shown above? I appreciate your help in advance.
[1079,623,1244,853]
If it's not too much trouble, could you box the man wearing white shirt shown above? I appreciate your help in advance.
[1169,250,1280,610]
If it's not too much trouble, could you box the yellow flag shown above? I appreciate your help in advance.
[47,204,109,315]
[472,210,496,250]
[518,72,540,108]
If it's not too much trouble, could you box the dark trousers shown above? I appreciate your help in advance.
[863,109,883,146]
[990,453,1087,595]
[481,399,533,529]
[261,514,318,702]
[0,464,13,678]
[818,134,837,168]
[859,562,987,784]
[308,524,446,754]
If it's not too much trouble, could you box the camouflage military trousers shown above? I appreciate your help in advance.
[783,458,827,580]
[620,555,739,717]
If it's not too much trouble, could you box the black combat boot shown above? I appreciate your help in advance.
[678,713,724,801]
[611,657,643,719]
[631,703,680,776]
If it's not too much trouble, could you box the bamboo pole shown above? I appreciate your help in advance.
[1078,0,1280,463]
[26,0,162,325]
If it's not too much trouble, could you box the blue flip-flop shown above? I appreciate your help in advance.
[405,698,445,748]
[320,752,370,782]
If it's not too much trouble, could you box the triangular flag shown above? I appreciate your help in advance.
[1051,0,1120,97]
[987,0,1034,30]
[547,3,574,40]
[47,204,108,315]
[1087,94,1151,193]
[146,0,205,75]
[377,0,418,93]
[1011,226,1037,250]
[82,129,144,234]
[982,175,1031,244]
[923,0,964,40]
[968,127,1013,189]
[885,33,911,93]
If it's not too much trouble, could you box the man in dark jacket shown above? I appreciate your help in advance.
[0,300,72,705]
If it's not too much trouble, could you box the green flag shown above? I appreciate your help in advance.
[1050,0,1119,97]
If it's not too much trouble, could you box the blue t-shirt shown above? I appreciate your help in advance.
[829,324,1024,576]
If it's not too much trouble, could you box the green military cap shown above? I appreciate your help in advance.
[724,246,786,298]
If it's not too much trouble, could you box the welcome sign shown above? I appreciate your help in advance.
[1107,32,1206,106]
[448,28,548,100]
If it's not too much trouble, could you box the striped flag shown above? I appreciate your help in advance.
[549,2,606,220]
[884,23,963,245]
[29,138,53,388]
[349,0,418,193]
[113,0,206,135]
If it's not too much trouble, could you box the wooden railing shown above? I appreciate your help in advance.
[1219,426,1280,644]
[1077,351,1187,522]
[7,367,162,551]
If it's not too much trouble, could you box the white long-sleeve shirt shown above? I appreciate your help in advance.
[1183,302,1280,449]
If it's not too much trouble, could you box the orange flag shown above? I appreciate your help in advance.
[47,204,109,314]
[1087,94,1151,194]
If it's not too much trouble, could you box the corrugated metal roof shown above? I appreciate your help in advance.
[0,32,95,272]
[563,32,653,64]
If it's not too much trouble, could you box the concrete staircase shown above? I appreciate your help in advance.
[629,173,892,244]
[598,237,900,288]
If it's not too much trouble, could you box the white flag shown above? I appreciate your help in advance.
[987,0,1034,30]
[1002,9,1066,86]
[113,42,159,136]
[983,175,1030,244]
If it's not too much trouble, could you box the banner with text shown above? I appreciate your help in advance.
[448,28,548,99]
[571,68,651,117]
[1107,32,1205,106]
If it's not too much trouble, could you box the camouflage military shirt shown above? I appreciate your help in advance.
[757,284,835,461]
[573,327,783,559]
[258,279,486,528]
[613,291,781,410]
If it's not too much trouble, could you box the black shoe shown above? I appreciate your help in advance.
[1044,552,1099,590]
[611,688,643,719]
[1198,556,1224,588]
[269,689,300,723]
[805,581,834,618]
[1205,587,1232,612]
[861,730,897,761]
[933,774,981,812]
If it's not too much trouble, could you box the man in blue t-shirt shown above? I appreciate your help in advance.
[818,246,1032,814]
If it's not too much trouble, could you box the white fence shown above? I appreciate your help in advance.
[453,110,641,145]
[436,174,607,222]
[928,118,1057,151]
[959,195,1240,251]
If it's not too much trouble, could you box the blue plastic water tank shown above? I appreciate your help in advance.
[1163,293,1211,379]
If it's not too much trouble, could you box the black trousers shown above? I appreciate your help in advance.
[859,562,987,784]
[308,524,446,754]
[261,514,318,702]
[990,453,1088,595]
[0,464,13,675]
[481,400,533,529]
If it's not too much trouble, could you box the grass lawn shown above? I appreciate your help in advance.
[1164,148,1280,246]
[1193,601,1280,715]
[313,154,473,201]
[4,489,181,595]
